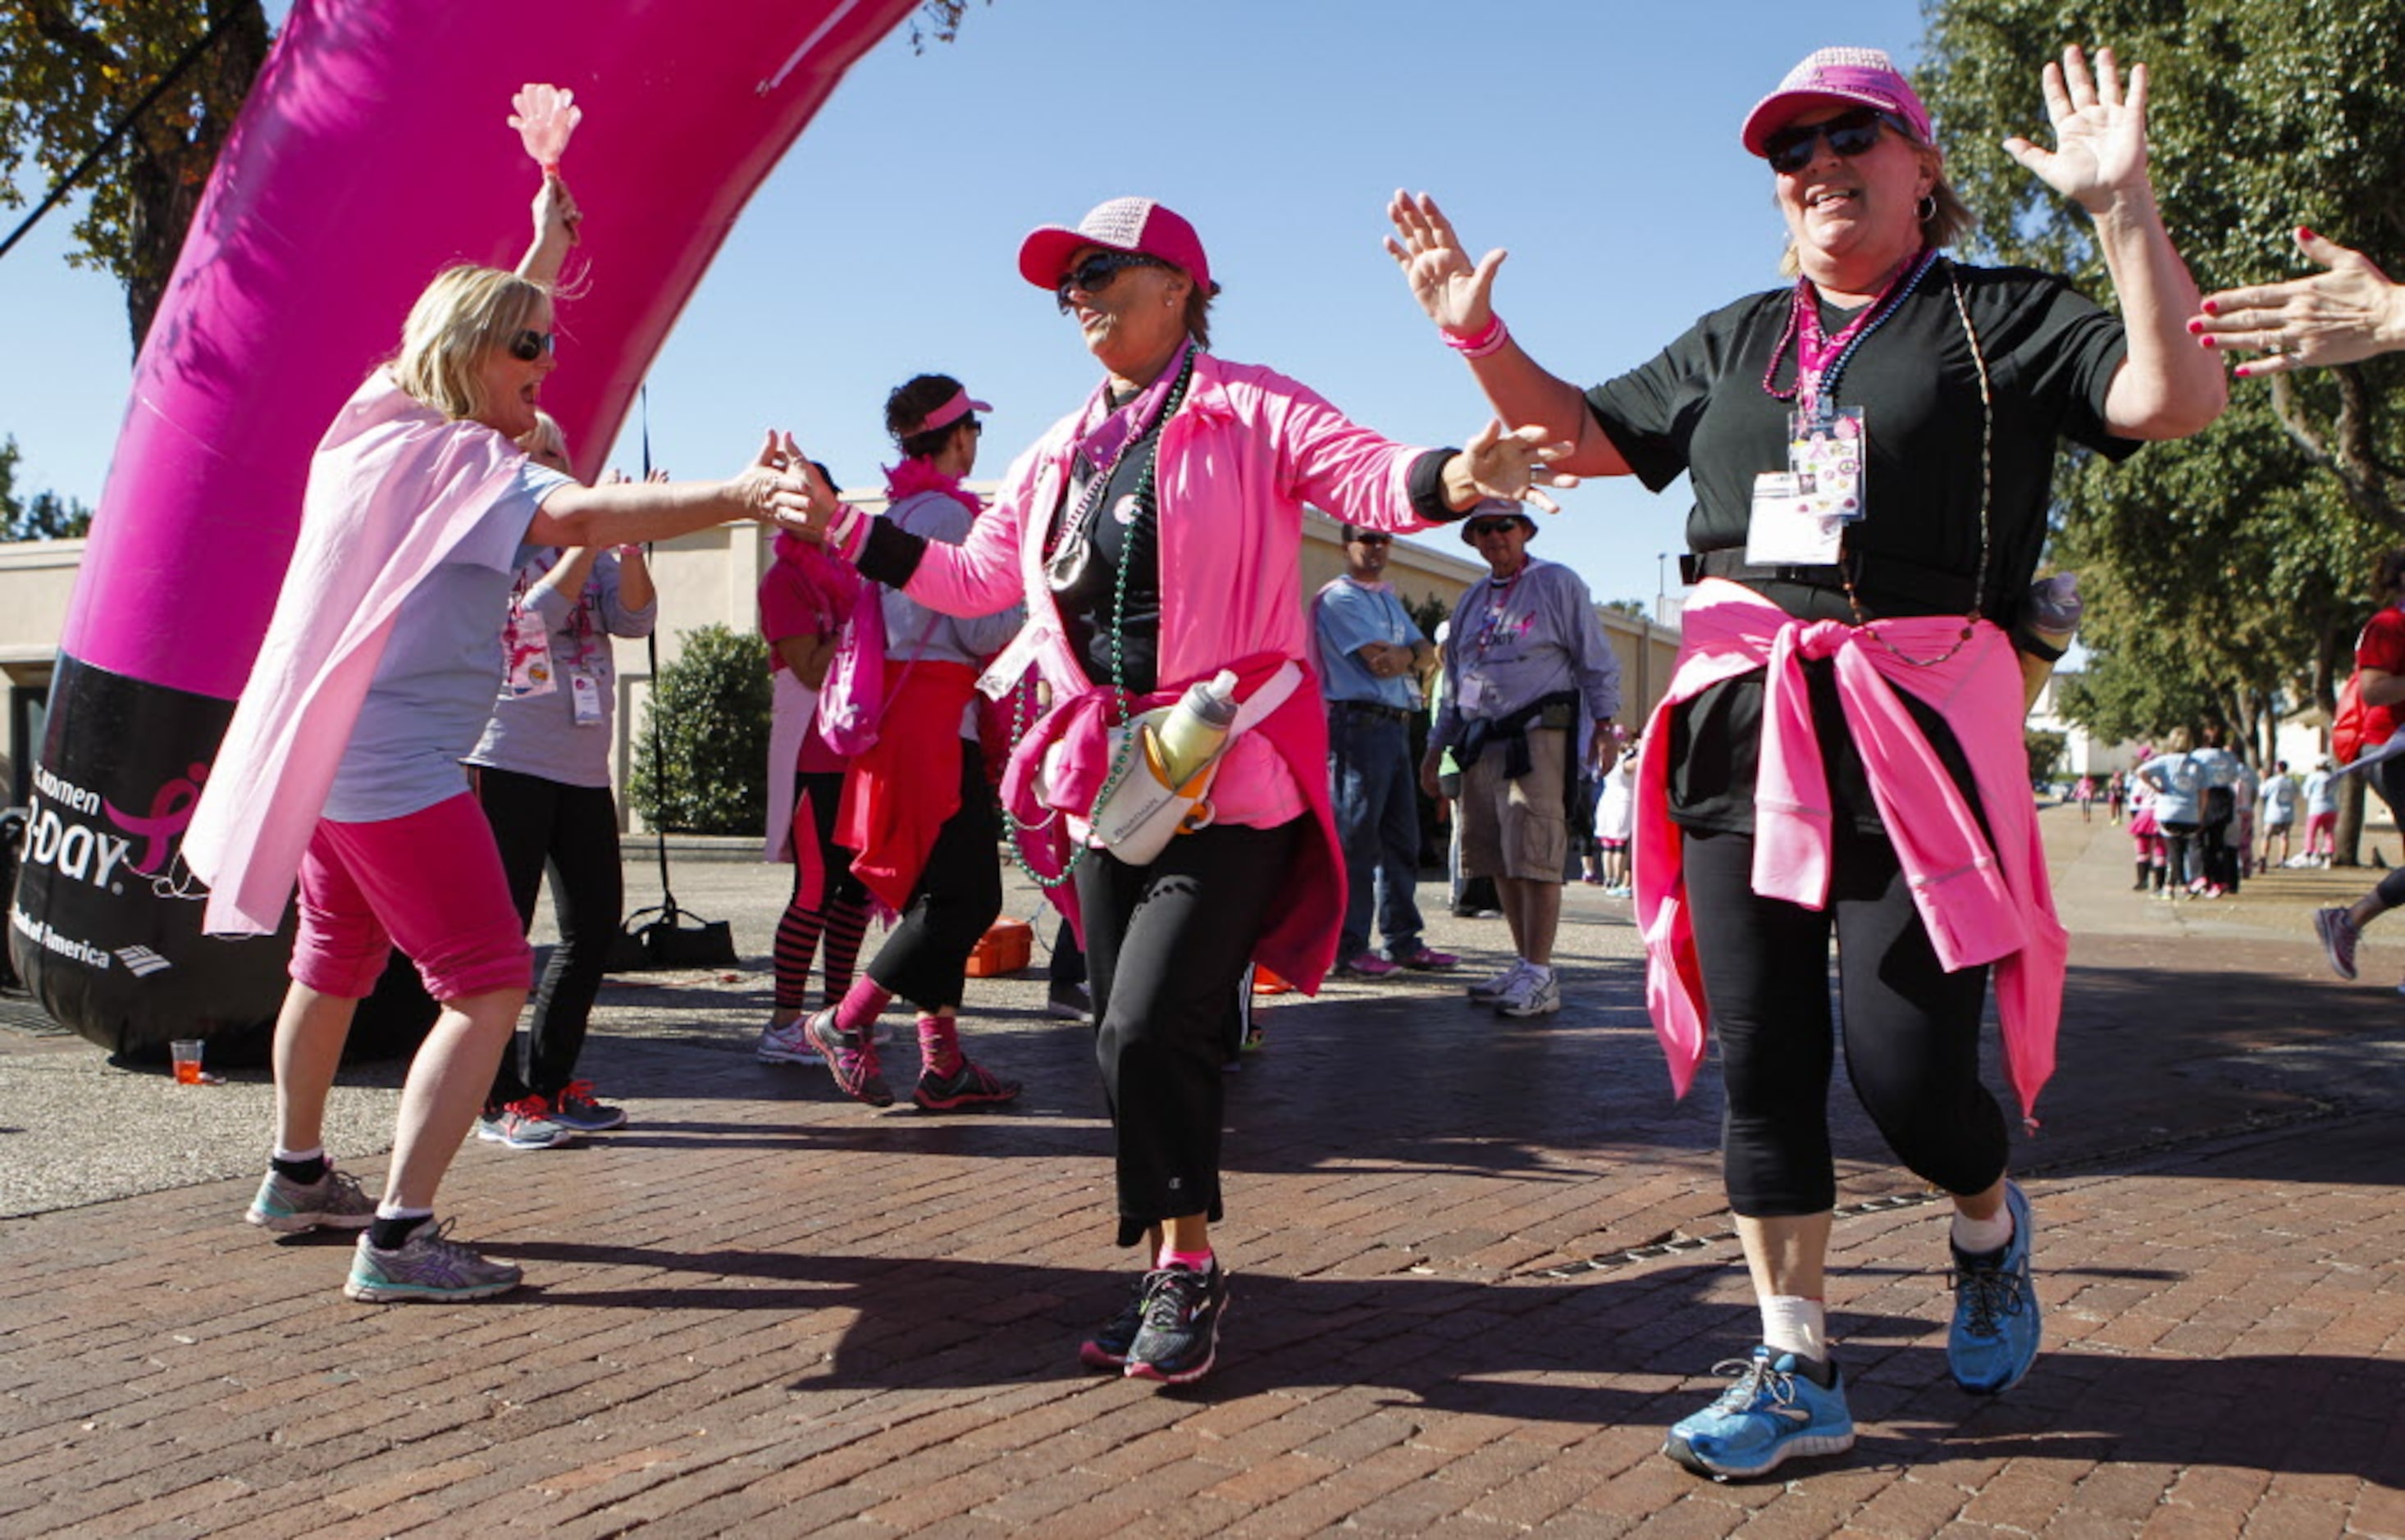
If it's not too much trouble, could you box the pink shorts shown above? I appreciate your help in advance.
[290,794,533,1003]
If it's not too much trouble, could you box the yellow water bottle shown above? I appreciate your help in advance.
[1151,669,1240,788]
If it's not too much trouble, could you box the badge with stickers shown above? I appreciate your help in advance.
[1789,402,1866,522]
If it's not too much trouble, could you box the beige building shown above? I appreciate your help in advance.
[0,499,1681,818]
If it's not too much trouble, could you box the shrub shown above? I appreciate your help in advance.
[628,624,771,835]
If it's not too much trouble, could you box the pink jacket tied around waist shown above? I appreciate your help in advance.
[1634,579,2065,1123]
[183,372,531,936]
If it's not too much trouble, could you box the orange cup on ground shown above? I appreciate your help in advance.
[170,1040,203,1085]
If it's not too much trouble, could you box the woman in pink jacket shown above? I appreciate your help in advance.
[786,198,1557,1384]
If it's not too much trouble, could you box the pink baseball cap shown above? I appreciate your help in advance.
[1017,197,1216,297]
[906,385,991,438]
[1741,46,1933,157]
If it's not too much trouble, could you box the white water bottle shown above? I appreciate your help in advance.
[1152,669,1240,787]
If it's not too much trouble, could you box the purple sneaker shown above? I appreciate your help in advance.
[1333,951,1399,980]
[1391,945,1458,972]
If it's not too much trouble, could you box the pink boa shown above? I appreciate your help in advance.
[882,457,983,517]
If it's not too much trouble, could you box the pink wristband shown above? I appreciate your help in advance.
[1441,313,1508,359]
[828,503,869,562]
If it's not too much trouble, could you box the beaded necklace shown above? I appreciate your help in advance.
[1006,347,1199,889]
[1759,245,1941,410]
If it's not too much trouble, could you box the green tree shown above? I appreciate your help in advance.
[1919,0,2405,752]
[0,435,94,540]
[1,1,272,351]
[628,625,772,836]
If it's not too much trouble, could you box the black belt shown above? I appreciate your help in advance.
[1330,699,1412,724]
[1680,548,1979,615]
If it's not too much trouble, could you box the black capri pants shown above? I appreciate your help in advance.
[1683,822,2010,1217]
[865,742,1002,1013]
[1076,817,1303,1246]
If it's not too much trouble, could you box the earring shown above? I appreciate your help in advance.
[1916,193,1937,223]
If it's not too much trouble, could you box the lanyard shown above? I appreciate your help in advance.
[1763,246,1941,413]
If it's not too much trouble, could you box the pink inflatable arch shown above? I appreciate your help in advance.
[12,0,919,1052]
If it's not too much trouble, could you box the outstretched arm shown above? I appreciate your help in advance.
[2006,46,2223,440]
[2192,228,2405,376]
[529,432,810,548]
[1385,191,1632,479]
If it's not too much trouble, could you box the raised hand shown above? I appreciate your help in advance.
[2193,228,2405,376]
[1458,420,1579,515]
[2003,45,2152,216]
[1385,190,1507,335]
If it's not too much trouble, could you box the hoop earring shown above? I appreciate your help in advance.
[1916,193,1937,224]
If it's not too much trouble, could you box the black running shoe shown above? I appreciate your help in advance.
[1078,1275,1148,1370]
[1123,1262,1230,1384]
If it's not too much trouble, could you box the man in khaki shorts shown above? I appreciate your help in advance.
[1422,502,1621,1017]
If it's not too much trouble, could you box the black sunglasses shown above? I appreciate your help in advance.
[1056,250,1166,312]
[1351,533,1392,546]
[1764,107,1910,175]
[507,329,555,362]
[1467,518,1524,537]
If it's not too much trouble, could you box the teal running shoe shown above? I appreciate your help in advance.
[1663,1348,1855,1479]
[1950,1179,2042,1394]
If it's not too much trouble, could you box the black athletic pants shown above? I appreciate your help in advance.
[476,766,623,1104]
[1076,818,1302,1246]
[865,743,1001,1013]
[1683,822,2010,1217]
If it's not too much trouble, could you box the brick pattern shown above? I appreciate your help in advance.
[2,811,2400,1534]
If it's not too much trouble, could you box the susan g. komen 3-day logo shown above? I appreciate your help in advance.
[21,759,212,902]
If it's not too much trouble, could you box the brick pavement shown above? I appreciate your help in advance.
[0,809,2399,1537]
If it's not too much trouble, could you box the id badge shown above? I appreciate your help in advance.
[504,613,556,698]
[1746,472,1843,566]
[1787,403,1866,522]
[569,671,604,727]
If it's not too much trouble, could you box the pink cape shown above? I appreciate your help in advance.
[181,372,531,936]
[1633,580,2065,1123]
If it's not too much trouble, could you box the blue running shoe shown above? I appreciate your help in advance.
[1663,1348,1855,1479]
[1949,1179,2042,1395]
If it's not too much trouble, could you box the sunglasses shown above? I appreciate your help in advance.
[1764,107,1910,175]
[1467,519,1524,537]
[1055,250,1166,312]
[1350,533,1392,546]
[507,329,556,362]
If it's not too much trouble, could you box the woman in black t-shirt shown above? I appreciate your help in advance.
[1389,44,2224,1478]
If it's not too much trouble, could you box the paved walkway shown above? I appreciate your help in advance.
[1,808,2399,1537]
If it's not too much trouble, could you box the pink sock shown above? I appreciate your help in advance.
[1158,1246,1213,1273]
[917,1014,961,1076]
[833,976,892,1035]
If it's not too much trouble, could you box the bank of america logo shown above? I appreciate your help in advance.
[115,945,172,977]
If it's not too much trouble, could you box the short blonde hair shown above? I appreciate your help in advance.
[393,264,550,422]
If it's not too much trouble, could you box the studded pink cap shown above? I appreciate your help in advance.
[1017,197,1215,297]
[1741,46,1933,157]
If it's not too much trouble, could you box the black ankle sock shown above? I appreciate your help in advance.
[1791,1352,1839,1389]
[271,1154,327,1185]
[367,1214,431,1251]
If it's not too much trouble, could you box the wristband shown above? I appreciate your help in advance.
[827,502,869,563]
[1441,313,1508,359]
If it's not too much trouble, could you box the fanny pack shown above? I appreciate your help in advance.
[1084,663,1303,866]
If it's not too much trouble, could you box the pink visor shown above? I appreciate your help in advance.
[911,387,992,436]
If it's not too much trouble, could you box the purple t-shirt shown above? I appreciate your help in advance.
[322,460,573,822]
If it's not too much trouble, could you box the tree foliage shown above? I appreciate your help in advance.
[0,436,94,540]
[1919,0,2405,749]
[628,625,772,836]
[1,1,271,351]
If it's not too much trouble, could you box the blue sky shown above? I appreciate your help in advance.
[0,0,2029,613]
